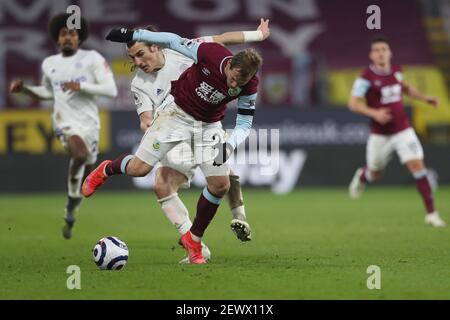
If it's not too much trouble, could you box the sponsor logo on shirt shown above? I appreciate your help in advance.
[195,81,226,104]
[380,84,402,104]
[228,87,242,97]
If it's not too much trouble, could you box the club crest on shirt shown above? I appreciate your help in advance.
[152,139,160,150]
[202,67,211,76]
[374,80,382,87]
[228,87,242,96]
[156,88,163,96]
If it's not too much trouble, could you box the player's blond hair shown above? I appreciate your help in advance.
[230,48,263,80]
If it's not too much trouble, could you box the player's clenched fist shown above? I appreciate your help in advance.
[106,28,135,43]
[9,79,24,93]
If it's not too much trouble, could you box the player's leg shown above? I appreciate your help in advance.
[155,167,191,234]
[82,135,181,197]
[180,175,230,264]
[62,135,89,239]
[154,166,211,262]
[396,129,445,227]
[349,134,390,199]
[226,171,252,242]
[82,108,187,197]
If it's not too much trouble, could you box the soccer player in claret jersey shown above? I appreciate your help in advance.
[9,13,118,238]
[348,36,445,227]
[84,27,263,264]
[127,21,269,261]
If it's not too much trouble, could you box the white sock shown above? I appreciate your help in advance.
[191,233,201,242]
[68,161,85,198]
[158,193,192,235]
[364,169,373,183]
[231,205,246,221]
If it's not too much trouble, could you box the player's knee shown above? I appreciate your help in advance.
[209,180,230,197]
[154,180,173,199]
[72,152,88,166]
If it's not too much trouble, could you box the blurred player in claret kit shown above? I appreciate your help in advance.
[126,20,270,263]
[9,13,118,239]
[83,25,263,264]
[348,36,445,227]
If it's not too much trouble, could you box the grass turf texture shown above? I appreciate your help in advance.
[1,187,450,299]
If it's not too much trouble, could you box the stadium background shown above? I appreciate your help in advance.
[2,0,450,301]
[1,0,450,193]
[1,0,450,194]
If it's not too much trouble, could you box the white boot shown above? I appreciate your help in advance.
[425,212,446,227]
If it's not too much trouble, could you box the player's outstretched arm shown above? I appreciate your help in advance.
[10,78,53,100]
[403,82,438,107]
[76,74,117,98]
[106,28,200,62]
[212,18,270,45]
[73,52,118,98]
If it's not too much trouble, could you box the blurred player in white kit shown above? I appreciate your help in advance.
[9,13,118,238]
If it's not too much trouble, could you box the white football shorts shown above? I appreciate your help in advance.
[366,127,424,171]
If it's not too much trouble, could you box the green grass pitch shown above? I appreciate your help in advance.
[1,187,450,299]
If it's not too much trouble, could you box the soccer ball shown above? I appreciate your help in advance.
[93,236,129,270]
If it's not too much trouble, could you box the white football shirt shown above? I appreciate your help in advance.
[27,49,117,131]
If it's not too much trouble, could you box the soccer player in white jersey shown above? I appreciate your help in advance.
[9,13,118,238]
[124,21,269,262]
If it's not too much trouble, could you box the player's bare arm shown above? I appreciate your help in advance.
[63,81,81,92]
[348,96,392,125]
[139,111,153,132]
[9,79,52,100]
[403,82,439,107]
[212,18,270,45]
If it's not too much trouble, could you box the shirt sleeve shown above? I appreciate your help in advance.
[351,77,371,98]
[131,87,154,115]
[227,93,257,149]
[24,62,53,99]
[133,30,200,63]
[79,51,118,98]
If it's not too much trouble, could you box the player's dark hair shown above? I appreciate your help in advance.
[126,25,159,48]
[48,13,88,43]
[230,48,263,81]
[369,35,390,50]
